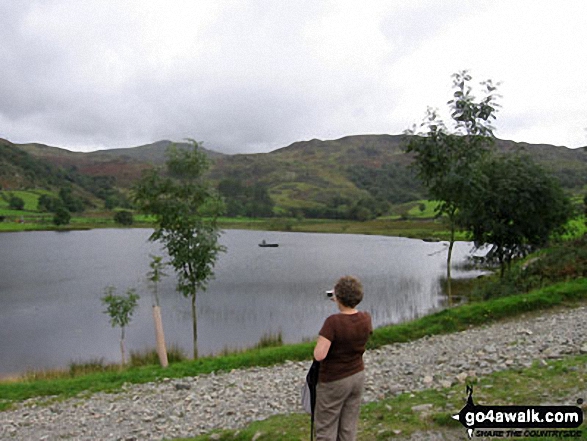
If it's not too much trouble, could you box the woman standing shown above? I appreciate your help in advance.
[313,275,373,441]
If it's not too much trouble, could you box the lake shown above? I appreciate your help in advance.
[0,228,484,375]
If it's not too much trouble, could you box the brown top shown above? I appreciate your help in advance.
[318,311,373,383]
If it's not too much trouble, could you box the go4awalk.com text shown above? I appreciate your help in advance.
[452,386,584,438]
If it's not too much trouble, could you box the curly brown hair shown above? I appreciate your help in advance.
[334,275,364,308]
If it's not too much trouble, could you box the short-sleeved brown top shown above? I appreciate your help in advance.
[318,311,372,383]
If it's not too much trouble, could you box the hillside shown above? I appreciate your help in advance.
[0,139,57,190]
[208,135,420,216]
[208,135,587,216]
[15,140,224,188]
[8,135,587,217]
[0,138,125,209]
[0,138,92,193]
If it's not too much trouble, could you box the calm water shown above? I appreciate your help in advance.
[0,229,484,375]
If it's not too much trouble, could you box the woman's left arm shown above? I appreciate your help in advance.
[313,335,331,361]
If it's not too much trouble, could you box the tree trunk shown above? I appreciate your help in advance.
[191,293,198,359]
[446,222,455,305]
[120,327,126,366]
[152,305,168,368]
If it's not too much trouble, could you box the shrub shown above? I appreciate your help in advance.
[53,207,71,226]
[114,210,134,226]
[8,195,24,210]
[470,236,587,300]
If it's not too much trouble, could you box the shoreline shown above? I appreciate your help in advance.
[1,302,586,440]
[0,216,460,241]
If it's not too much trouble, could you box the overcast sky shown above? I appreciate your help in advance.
[1,1,586,154]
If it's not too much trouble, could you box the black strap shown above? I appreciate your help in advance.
[307,360,320,441]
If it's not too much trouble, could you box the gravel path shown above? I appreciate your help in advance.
[1,305,587,440]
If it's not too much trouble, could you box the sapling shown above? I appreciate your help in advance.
[101,286,140,366]
[147,255,169,367]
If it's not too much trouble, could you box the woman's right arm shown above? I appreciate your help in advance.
[313,335,331,361]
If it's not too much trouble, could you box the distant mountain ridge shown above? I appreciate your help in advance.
[4,135,587,215]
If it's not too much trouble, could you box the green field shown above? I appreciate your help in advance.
[2,190,584,243]
[0,191,457,239]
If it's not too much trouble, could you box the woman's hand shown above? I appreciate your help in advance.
[313,335,332,361]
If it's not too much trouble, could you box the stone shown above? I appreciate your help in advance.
[411,404,434,413]
[456,372,468,383]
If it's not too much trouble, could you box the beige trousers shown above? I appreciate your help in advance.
[315,370,365,441]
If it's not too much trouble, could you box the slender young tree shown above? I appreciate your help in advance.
[101,286,140,366]
[147,255,169,367]
[404,70,500,303]
[133,140,225,359]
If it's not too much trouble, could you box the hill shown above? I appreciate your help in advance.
[8,135,587,217]
[208,135,587,217]
[0,138,125,209]
[0,138,94,193]
[15,140,224,188]
[0,139,60,190]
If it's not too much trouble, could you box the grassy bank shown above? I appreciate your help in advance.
[218,217,463,241]
[1,278,586,412]
[177,353,587,441]
[0,189,455,239]
[0,215,460,241]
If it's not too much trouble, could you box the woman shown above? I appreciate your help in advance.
[313,275,373,441]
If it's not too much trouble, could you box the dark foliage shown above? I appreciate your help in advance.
[8,195,25,210]
[347,163,424,204]
[113,210,134,226]
[471,235,587,300]
[460,154,573,277]
[53,207,71,226]
[217,178,274,217]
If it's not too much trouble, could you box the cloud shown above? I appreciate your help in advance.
[0,0,585,153]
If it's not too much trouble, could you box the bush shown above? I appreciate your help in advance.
[114,210,134,226]
[8,195,25,210]
[53,207,71,226]
[470,236,587,300]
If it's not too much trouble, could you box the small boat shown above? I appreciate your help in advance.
[259,239,279,248]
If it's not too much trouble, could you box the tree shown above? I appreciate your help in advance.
[133,140,225,358]
[218,178,274,218]
[8,195,25,210]
[53,207,71,226]
[101,286,140,366]
[38,194,59,212]
[147,255,169,367]
[459,154,573,277]
[114,210,134,226]
[59,187,85,213]
[404,70,500,302]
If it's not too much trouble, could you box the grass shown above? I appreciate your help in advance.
[18,346,190,382]
[0,189,460,241]
[0,190,51,211]
[218,217,465,241]
[175,354,587,440]
[0,210,458,240]
[1,278,586,413]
